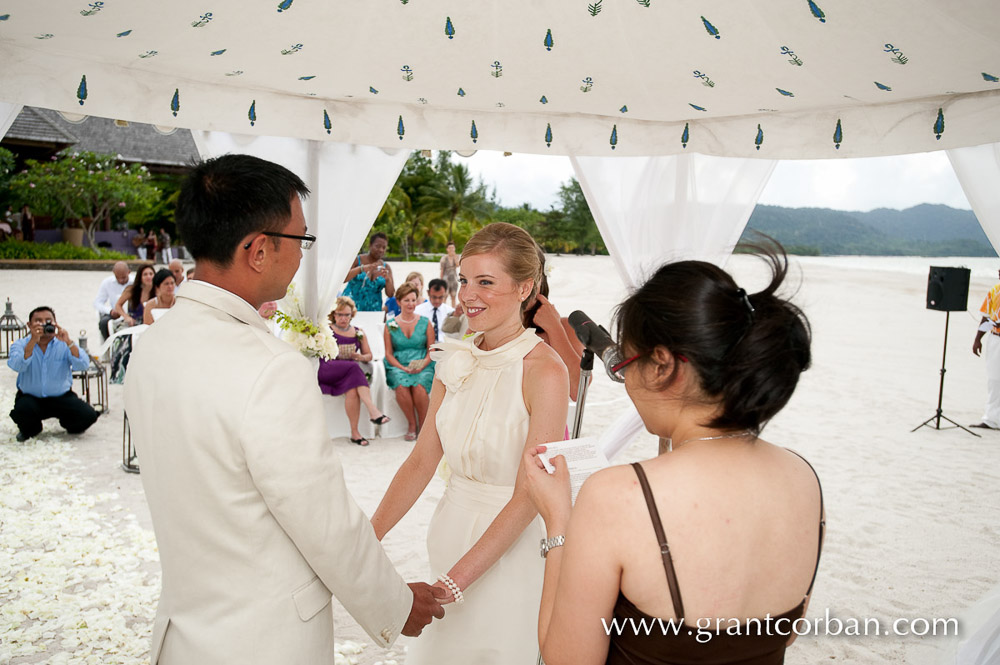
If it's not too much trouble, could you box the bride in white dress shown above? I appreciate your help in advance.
[371,223,569,664]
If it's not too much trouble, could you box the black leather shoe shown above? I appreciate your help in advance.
[15,431,31,442]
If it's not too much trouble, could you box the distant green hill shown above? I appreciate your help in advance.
[741,203,996,257]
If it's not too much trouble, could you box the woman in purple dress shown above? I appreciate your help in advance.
[318,296,391,446]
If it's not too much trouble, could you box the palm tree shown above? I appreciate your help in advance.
[419,162,492,243]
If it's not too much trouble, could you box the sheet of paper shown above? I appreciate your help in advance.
[538,436,609,503]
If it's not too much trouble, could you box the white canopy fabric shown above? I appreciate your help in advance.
[2,1,1000,159]
[948,143,1000,257]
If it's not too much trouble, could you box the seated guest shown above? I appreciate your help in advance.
[522,242,823,665]
[383,282,435,441]
[168,259,186,290]
[319,296,391,447]
[343,232,395,312]
[113,264,155,328]
[110,264,155,383]
[384,271,425,319]
[415,278,454,343]
[7,306,98,441]
[186,266,196,282]
[143,269,178,324]
[93,261,130,341]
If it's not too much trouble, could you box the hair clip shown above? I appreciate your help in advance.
[736,288,755,318]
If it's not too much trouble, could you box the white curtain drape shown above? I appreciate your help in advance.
[947,142,1000,255]
[570,153,776,459]
[0,102,23,138]
[192,132,409,321]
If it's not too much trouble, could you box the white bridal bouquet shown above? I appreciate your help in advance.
[274,284,339,360]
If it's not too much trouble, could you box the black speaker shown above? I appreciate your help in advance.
[926,266,970,312]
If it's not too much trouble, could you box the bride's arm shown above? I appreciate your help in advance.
[435,348,569,600]
[370,379,447,540]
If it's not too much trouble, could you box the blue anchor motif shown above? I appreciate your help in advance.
[117,30,133,38]
[776,88,795,97]
[620,105,628,113]
[689,103,707,112]
[470,120,478,144]
[681,122,690,149]
[370,86,379,94]
[780,46,803,66]
[983,73,999,83]
[884,44,908,65]
[397,116,405,141]
[755,124,764,150]
[540,96,548,104]
[401,65,414,82]
[833,119,842,149]
[701,16,720,39]
[171,89,180,117]
[81,2,104,17]
[36,34,55,40]
[77,75,88,106]
[277,0,293,12]
[580,77,594,93]
[139,51,158,59]
[281,44,303,55]
[934,108,944,140]
[299,75,316,80]
[210,49,227,56]
[323,110,331,135]
[491,61,503,78]
[610,125,618,150]
[192,12,213,28]
[545,123,553,147]
[807,0,826,23]
[248,100,256,126]
[874,81,892,91]
[693,70,715,88]
[457,88,466,97]
[0,14,9,20]
[445,17,455,39]
[544,29,554,51]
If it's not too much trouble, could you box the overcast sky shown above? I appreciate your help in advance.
[461,149,971,213]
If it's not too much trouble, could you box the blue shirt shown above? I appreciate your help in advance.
[7,337,90,397]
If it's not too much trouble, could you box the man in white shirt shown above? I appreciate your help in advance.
[93,261,130,340]
[415,278,454,343]
[168,258,185,290]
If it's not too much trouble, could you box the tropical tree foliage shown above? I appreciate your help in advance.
[9,150,161,247]
[370,152,608,258]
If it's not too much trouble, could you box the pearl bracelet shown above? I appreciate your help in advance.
[437,573,465,604]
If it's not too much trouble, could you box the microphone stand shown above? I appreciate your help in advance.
[538,349,595,665]
[571,349,595,439]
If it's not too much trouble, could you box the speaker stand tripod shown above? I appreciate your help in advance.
[911,311,980,437]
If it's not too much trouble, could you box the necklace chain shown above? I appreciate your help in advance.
[669,430,754,452]
[396,314,417,324]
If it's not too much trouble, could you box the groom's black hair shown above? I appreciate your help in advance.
[176,154,310,266]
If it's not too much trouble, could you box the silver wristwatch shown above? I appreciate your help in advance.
[540,535,565,558]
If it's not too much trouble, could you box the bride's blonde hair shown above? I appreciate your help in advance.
[461,223,542,309]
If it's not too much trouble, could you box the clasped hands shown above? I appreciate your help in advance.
[400,581,449,637]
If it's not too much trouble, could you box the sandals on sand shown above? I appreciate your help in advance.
[350,437,370,446]
[370,415,391,425]
[404,431,417,442]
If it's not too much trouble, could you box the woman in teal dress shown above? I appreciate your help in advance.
[342,232,396,311]
[384,282,435,441]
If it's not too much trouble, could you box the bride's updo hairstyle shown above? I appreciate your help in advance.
[613,239,811,435]
[461,222,543,310]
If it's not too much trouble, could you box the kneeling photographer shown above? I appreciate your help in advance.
[7,306,98,441]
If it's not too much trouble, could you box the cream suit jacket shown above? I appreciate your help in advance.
[124,281,412,664]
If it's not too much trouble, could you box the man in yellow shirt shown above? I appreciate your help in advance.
[971,269,1000,429]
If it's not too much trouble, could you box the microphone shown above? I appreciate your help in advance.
[568,310,625,382]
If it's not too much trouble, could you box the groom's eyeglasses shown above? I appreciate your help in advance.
[243,232,317,250]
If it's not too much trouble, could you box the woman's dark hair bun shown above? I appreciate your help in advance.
[614,235,810,435]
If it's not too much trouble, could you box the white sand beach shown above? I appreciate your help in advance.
[2,254,1000,664]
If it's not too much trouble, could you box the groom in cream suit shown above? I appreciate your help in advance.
[124,154,445,664]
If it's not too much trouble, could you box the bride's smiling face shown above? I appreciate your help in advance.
[459,252,531,332]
